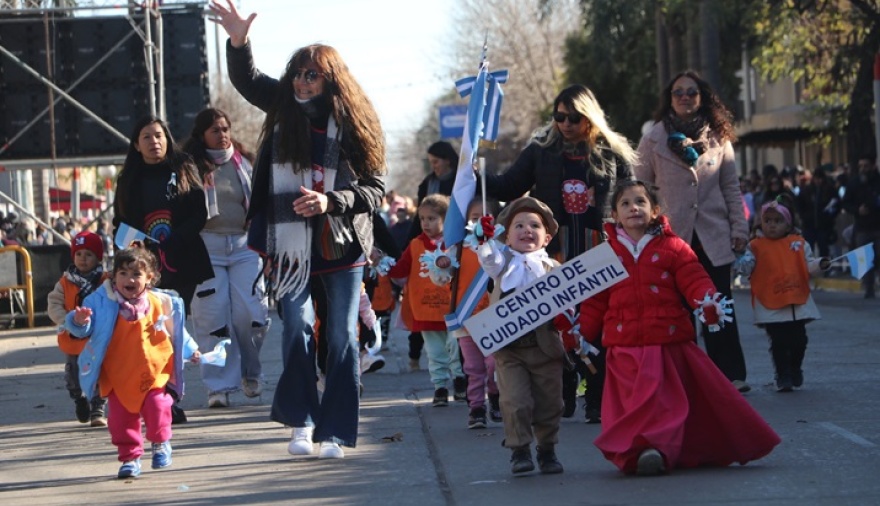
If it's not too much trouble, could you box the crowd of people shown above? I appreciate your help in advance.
[19,0,879,484]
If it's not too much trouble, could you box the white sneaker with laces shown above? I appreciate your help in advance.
[288,426,314,455]
[318,441,345,459]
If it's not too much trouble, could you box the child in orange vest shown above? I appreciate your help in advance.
[455,199,501,428]
[735,198,830,392]
[66,244,200,479]
[47,231,108,427]
[386,194,466,406]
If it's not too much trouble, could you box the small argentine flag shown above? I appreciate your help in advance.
[844,243,875,280]
[114,223,151,250]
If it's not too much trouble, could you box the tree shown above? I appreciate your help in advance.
[209,80,265,155]
[750,0,880,165]
[565,0,756,142]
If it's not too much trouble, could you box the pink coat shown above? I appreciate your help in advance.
[633,121,748,267]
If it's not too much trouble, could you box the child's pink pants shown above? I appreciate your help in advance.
[459,335,498,409]
[107,388,173,462]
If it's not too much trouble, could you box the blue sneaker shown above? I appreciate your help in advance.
[151,441,172,469]
[117,458,142,479]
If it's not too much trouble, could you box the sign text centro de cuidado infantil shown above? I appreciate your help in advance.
[463,242,628,356]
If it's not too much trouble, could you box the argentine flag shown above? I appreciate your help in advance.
[114,222,150,250]
[443,63,489,248]
[845,243,875,280]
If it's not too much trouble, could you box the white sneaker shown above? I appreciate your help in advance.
[360,353,386,374]
[318,441,345,459]
[287,427,314,455]
[207,392,229,408]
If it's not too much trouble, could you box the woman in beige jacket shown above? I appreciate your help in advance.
[633,70,751,392]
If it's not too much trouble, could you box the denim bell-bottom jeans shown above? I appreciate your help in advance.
[270,266,362,447]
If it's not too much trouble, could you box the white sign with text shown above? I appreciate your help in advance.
[463,242,628,356]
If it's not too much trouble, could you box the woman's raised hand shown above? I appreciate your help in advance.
[208,0,256,48]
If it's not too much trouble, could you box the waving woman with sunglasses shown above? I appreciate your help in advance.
[483,84,636,425]
[634,70,751,393]
[209,1,385,460]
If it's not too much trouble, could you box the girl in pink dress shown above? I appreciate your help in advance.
[578,180,780,475]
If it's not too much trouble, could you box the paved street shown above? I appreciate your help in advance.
[1,288,879,505]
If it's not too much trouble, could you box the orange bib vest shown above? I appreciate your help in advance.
[405,239,451,324]
[99,292,174,413]
[56,274,108,355]
[750,235,811,309]
[456,248,489,314]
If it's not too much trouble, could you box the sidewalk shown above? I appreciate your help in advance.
[2,289,880,505]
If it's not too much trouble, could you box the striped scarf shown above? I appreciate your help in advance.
[266,117,342,299]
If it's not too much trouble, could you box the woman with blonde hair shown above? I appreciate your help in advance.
[484,83,636,425]
[210,0,385,460]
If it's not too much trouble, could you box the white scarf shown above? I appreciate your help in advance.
[269,117,339,299]
[500,249,552,293]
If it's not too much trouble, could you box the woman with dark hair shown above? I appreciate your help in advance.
[633,70,751,392]
[421,141,458,202]
[484,83,636,424]
[113,114,213,313]
[210,0,385,459]
[182,107,270,409]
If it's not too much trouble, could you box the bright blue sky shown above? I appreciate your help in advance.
[207,0,457,147]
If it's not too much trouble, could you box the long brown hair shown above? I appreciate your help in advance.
[259,44,386,177]
[653,70,736,143]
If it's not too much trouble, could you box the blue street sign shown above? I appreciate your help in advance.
[438,104,467,139]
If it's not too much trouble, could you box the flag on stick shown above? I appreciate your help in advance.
[443,60,509,247]
[843,243,875,280]
[442,41,509,330]
[114,223,153,250]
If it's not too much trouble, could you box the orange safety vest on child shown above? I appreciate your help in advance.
[455,247,490,314]
[371,275,396,314]
[56,274,109,355]
[749,235,812,309]
[99,291,174,413]
[387,233,450,331]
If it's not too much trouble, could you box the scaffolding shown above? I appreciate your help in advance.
[0,0,207,169]
[0,0,206,226]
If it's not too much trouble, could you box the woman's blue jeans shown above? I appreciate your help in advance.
[270,266,362,447]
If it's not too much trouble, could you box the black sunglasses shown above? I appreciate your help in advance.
[552,111,584,124]
[672,88,699,98]
[293,69,324,84]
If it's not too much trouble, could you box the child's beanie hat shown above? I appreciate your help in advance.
[71,231,104,261]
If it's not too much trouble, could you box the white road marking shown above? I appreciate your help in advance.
[817,422,876,448]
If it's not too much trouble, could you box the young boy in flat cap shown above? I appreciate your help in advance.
[476,196,567,476]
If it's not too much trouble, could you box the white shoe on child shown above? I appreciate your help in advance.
[318,441,345,459]
[288,427,314,455]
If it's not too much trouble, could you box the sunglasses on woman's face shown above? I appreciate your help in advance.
[293,69,323,84]
[553,111,584,124]
[672,88,699,99]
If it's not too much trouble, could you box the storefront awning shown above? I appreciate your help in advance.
[48,187,105,212]
[735,104,826,146]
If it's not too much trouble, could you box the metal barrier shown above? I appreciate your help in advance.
[0,245,35,328]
